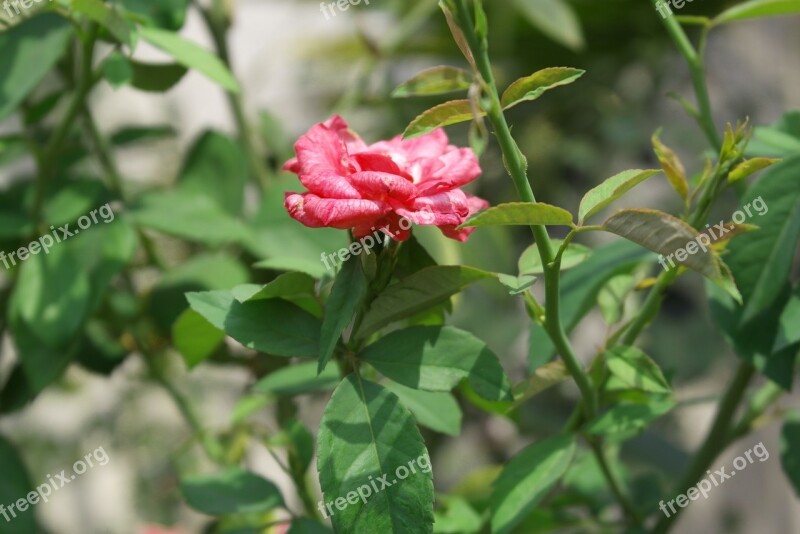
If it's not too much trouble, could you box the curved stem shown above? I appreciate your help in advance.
[452,0,596,419]
[194,1,270,190]
[33,25,99,230]
[651,0,721,150]
[652,362,755,533]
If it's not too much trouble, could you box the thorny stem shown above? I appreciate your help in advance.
[651,0,721,151]
[449,0,645,524]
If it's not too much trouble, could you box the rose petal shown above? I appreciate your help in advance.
[348,171,417,202]
[293,123,362,198]
[302,194,391,228]
[416,147,481,195]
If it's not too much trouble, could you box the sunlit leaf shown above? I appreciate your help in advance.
[501,67,584,109]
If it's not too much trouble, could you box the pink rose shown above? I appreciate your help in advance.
[283,116,488,242]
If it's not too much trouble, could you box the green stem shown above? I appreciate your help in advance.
[652,1,721,150]
[144,349,227,464]
[453,0,596,420]
[33,25,99,229]
[588,440,644,525]
[194,1,270,190]
[81,106,168,270]
[728,379,784,441]
[652,362,755,533]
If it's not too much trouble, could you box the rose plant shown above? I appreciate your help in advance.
[0,0,798,533]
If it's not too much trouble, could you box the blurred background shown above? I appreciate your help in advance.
[0,0,799,532]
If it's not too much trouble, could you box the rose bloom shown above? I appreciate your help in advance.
[283,116,488,242]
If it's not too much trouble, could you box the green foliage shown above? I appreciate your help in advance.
[180,468,285,516]
[361,325,513,401]
[187,290,322,358]
[1,0,797,531]
[403,100,476,139]
[490,434,576,534]
[138,26,240,92]
[0,13,73,120]
[318,375,434,533]
[500,67,584,110]
[780,411,800,496]
[392,66,473,98]
[509,0,584,50]
[461,202,574,227]
[319,256,367,373]
[355,266,494,338]
[578,169,660,223]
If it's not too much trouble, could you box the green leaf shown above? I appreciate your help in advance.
[288,519,333,534]
[577,169,661,223]
[178,131,248,215]
[403,100,477,139]
[130,189,250,246]
[500,67,584,109]
[172,309,225,368]
[138,26,240,92]
[602,208,720,278]
[460,202,574,228]
[101,51,134,88]
[712,0,800,25]
[392,66,472,98]
[286,419,315,477]
[605,346,671,393]
[725,156,800,324]
[434,496,483,534]
[511,360,571,407]
[510,0,585,51]
[728,157,781,184]
[586,398,674,438]
[361,326,513,402]
[0,13,73,120]
[0,436,38,533]
[320,256,367,373]
[147,253,249,332]
[780,411,800,496]
[496,273,537,295]
[383,380,462,436]
[232,272,316,303]
[318,375,434,533]
[181,468,284,516]
[518,239,590,275]
[597,274,635,325]
[356,266,493,338]
[490,434,576,534]
[709,281,797,390]
[118,0,189,30]
[71,0,135,47]
[129,60,188,92]
[253,361,340,396]
[774,287,800,352]
[186,290,321,358]
[10,242,91,349]
[652,131,689,203]
[747,111,800,158]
